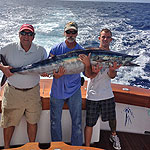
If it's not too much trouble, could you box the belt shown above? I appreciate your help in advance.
[8,83,34,91]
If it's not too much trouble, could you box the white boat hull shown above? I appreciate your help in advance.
[0,110,100,146]
[101,103,150,134]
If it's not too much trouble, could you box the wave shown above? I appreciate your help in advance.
[0,0,150,89]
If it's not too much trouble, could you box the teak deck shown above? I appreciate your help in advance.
[4,142,104,150]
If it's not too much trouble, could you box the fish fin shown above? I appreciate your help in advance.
[125,62,139,67]
[0,54,8,86]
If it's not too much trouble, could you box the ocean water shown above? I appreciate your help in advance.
[0,0,150,89]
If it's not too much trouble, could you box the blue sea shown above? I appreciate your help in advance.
[0,0,150,89]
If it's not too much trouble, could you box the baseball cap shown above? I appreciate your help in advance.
[19,24,35,33]
[64,22,78,32]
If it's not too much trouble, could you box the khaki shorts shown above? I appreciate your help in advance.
[0,83,42,128]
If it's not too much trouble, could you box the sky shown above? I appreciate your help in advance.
[65,0,150,3]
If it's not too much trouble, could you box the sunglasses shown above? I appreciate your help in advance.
[20,31,35,36]
[65,30,77,34]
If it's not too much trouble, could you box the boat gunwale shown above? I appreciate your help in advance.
[0,79,150,113]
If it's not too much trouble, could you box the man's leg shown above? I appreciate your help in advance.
[101,98,121,150]
[67,88,83,146]
[50,96,64,141]
[27,122,37,142]
[109,120,121,150]
[84,126,93,147]
[4,126,15,149]
[109,119,117,135]
[25,85,42,142]
[85,99,100,147]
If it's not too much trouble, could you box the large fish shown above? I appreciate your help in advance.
[0,48,138,86]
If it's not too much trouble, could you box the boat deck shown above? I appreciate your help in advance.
[94,130,150,150]
[0,130,150,150]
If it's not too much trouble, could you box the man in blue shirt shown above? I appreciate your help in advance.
[49,22,84,146]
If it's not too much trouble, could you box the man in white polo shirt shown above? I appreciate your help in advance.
[0,24,47,149]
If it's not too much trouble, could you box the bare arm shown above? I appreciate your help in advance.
[78,53,92,78]
[78,54,102,78]
[107,62,121,79]
[0,64,13,77]
[89,64,102,79]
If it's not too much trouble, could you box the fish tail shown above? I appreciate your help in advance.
[0,54,8,86]
[1,75,7,87]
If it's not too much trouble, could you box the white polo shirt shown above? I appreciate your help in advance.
[86,68,114,101]
[0,42,47,88]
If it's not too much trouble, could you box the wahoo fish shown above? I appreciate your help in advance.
[0,48,138,86]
